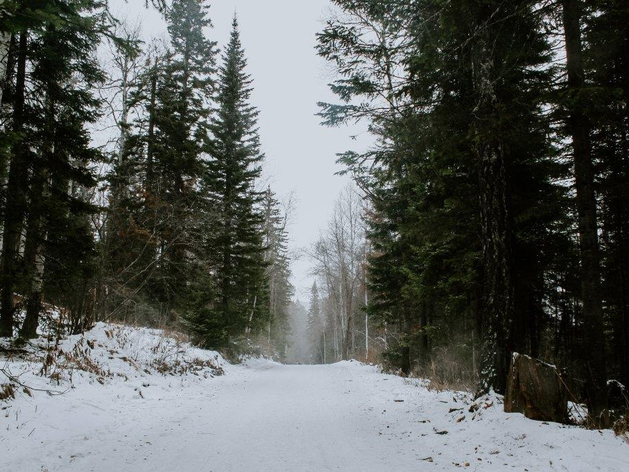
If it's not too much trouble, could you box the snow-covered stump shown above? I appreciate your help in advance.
[505,353,568,423]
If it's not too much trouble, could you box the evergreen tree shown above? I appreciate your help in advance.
[307,282,323,363]
[144,0,217,321]
[559,0,609,417]
[583,0,629,395]
[318,0,568,394]
[261,187,293,358]
[0,0,108,337]
[0,0,16,108]
[188,17,266,348]
[0,9,28,337]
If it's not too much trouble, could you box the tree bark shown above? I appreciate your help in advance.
[473,32,515,396]
[19,63,54,340]
[561,0,608,418]
[146,61,158,192]
[19,166,47,339]
[0,0,11,105]
[0,29,28,337]
[401,308,412,376]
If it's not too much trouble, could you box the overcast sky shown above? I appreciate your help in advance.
[108,0,370,301]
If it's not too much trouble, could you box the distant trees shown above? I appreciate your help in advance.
[0,1,292,356]
[318,0,628,421]
[260,187,294,358]
[310,187,372,363]
[307,282,324,363]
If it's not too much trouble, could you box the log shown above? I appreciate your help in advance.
[504,353,568,423]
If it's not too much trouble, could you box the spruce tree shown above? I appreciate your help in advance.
[0,0,107,337]
[586,0,629,389]
[319,0,564,393]
[190,16,266,348]
[0,22,28,337]
[146,0,217,321]
[307,282,323,363]
[560,0,608,417]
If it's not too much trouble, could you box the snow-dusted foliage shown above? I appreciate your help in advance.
[0,323,225,401]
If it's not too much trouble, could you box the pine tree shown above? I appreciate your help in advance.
[307,282,323,363]
[188,16,266,348]
[0,20,28,337]
[0,0,15,107]
[145,0,217,321]
[0,0,107,337]
[560,0,608,417]
[586,0,629,389]
[318,0,565,392]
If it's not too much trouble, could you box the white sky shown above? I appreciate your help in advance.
[108,0,370,301]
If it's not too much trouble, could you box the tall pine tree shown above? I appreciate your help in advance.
[145,0,217,322]
[188,16,266,348]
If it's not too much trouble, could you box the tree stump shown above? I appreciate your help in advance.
[504,353,568,423]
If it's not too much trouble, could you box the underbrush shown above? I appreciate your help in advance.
[381,345,477,393]
[412,349,477,393]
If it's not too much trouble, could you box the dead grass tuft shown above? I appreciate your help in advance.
[0,383,15,401]
[613,413,629,441]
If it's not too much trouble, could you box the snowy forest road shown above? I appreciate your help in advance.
[5,360,628,471]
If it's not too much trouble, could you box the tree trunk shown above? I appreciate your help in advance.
[561,0,608,418]
[146,62,158,192]
[0,0,11,105]
[0,30,28,337]
[505,353,568,423]
[19,64,55,340]
[401,309,412,376]
[473,32,514,396]
[419,299,429,363]
[19,169,47,340]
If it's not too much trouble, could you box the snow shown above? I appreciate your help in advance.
[568,401,588,425]
[2,325,628,471]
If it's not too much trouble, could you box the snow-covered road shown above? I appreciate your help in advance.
[4,355,629,472]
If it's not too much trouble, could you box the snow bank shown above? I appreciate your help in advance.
[0,322,226,403]
[325,362,629,471]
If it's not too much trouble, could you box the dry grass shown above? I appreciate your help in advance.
[151,357,224,377]
[412,346,477,393]
[0,383,15,401]
[613,414,629,441]
[37,338,110,386]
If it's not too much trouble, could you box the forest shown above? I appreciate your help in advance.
[0,0,294,360]
[308,0,629,427]
[0,0,628,449]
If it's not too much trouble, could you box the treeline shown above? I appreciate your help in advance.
[318,0,628,420]
[0,1,292,358]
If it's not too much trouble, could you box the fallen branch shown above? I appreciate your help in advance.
[1,366,70,397]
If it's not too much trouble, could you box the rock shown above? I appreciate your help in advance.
[504,353,568,423]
